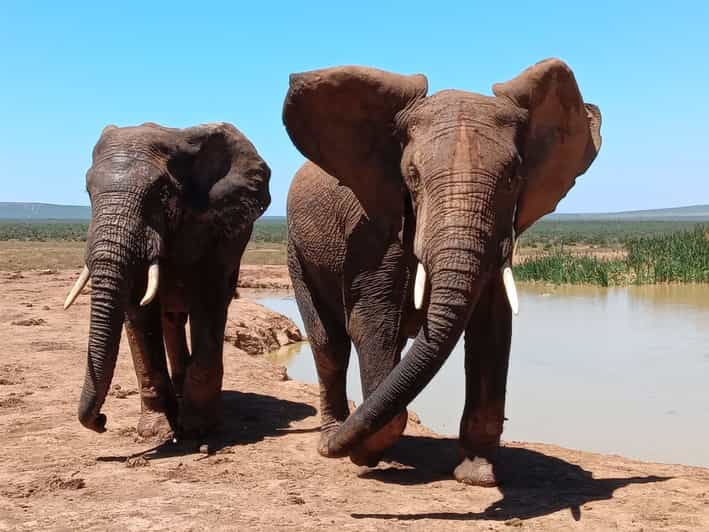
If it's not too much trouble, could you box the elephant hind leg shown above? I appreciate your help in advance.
[456,272,512,487]
[288,245,351,456]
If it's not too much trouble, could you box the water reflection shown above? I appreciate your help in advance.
[257,284,709,468]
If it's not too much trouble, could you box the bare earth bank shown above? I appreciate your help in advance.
[1,269,708,531]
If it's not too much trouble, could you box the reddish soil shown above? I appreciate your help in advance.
[1,269,708,531]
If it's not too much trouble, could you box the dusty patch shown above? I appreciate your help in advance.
[0,364,26,385]
[11,317,46,326]
[1,474,85,499]
[29,340,73,352]
[238,264,292,289]
[0,269,707,531]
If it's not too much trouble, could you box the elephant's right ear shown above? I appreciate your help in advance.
[283,66,428,184]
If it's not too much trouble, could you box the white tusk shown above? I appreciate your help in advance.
[502,266,519,316]
[140,261,159,306]
[64,266,90,310]
[414,262,427,310]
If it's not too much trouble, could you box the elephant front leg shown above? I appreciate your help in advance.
[455,274,511,487]
[179,274,232,436]
[345,240,410,467]
[124,306,177,441]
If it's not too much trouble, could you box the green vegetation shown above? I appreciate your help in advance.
[516,225,709,285]
[520,220,703,248]
[250,217,287,243]
[2,216,707,284]
[514,253,627,287]
[0,220,90,241]
[0,217,288,244]
[625,226,709,283]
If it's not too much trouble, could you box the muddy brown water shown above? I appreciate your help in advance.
[256,284,709,468]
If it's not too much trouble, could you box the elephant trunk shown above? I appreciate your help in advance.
[327,195,496,455]
[78,204,148,432]
[77,263,125,432]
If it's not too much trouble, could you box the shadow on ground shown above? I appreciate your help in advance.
[97,389,317,462]
[353,436,670,523]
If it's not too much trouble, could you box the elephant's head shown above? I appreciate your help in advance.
[283,59,601,456]
[64,122,270,433]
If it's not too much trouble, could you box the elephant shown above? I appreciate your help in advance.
[283,59,601,486]
[64,122,271,439]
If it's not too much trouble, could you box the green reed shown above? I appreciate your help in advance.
[515,225,709,285]
[625,225,709,283]
[514,252,627,286]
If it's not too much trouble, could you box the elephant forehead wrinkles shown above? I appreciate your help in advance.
[453,123,477,170]
[416,121,517,177]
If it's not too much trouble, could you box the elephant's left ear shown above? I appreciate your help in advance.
[493,58,602,234]
[168,123,271,222]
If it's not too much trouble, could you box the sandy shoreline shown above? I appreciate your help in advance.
[1,269,708,530]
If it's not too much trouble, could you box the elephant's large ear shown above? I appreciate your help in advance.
[168,123,271,225]
[493,59,602,234]
[283,66,428,184]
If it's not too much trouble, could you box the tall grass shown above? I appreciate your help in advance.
[515,225,709,285]
[626,225,709,283]
[514,253,627,286]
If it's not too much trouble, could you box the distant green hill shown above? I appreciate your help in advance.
[1,201,708,223]
[547,205,709,222]
[0,202,289,224]
[0,202,91,220]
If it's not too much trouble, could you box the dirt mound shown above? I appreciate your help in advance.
[238,264,292,290]
[226,298,303,355]
[0,269,707,531]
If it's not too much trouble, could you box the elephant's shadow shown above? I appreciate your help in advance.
[97,390,317,462]
[354,436,671,523]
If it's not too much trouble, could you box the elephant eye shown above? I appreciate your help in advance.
[503,156,523,190]
[407,164,420,184]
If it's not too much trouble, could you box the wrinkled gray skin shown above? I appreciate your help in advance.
[283,59,602,486]
[73,122,270,439]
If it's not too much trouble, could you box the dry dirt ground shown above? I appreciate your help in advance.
[1,269,708,531]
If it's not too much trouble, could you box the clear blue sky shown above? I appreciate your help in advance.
[1,1,707,215]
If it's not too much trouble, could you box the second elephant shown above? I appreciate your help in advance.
[65,122,270,438]
[283,59,602,486]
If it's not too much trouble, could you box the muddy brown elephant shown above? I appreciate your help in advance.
[283,59,602,486]
[64,122,270,438]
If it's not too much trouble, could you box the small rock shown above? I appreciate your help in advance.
[47,475,85,490]
[11,318,46,327]
[287,495,306,505]
[125,455,150,468]
[224,299,303,355]
[275,366,289,381]
[42,306,50,311]
[199,444,210,455]
[504,518,523,527]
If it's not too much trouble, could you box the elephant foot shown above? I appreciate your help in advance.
[349,410,408,467]
[178,397,223,437]
[453,456,498,487]
[137,410,175,441]
[317,419,344,457]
